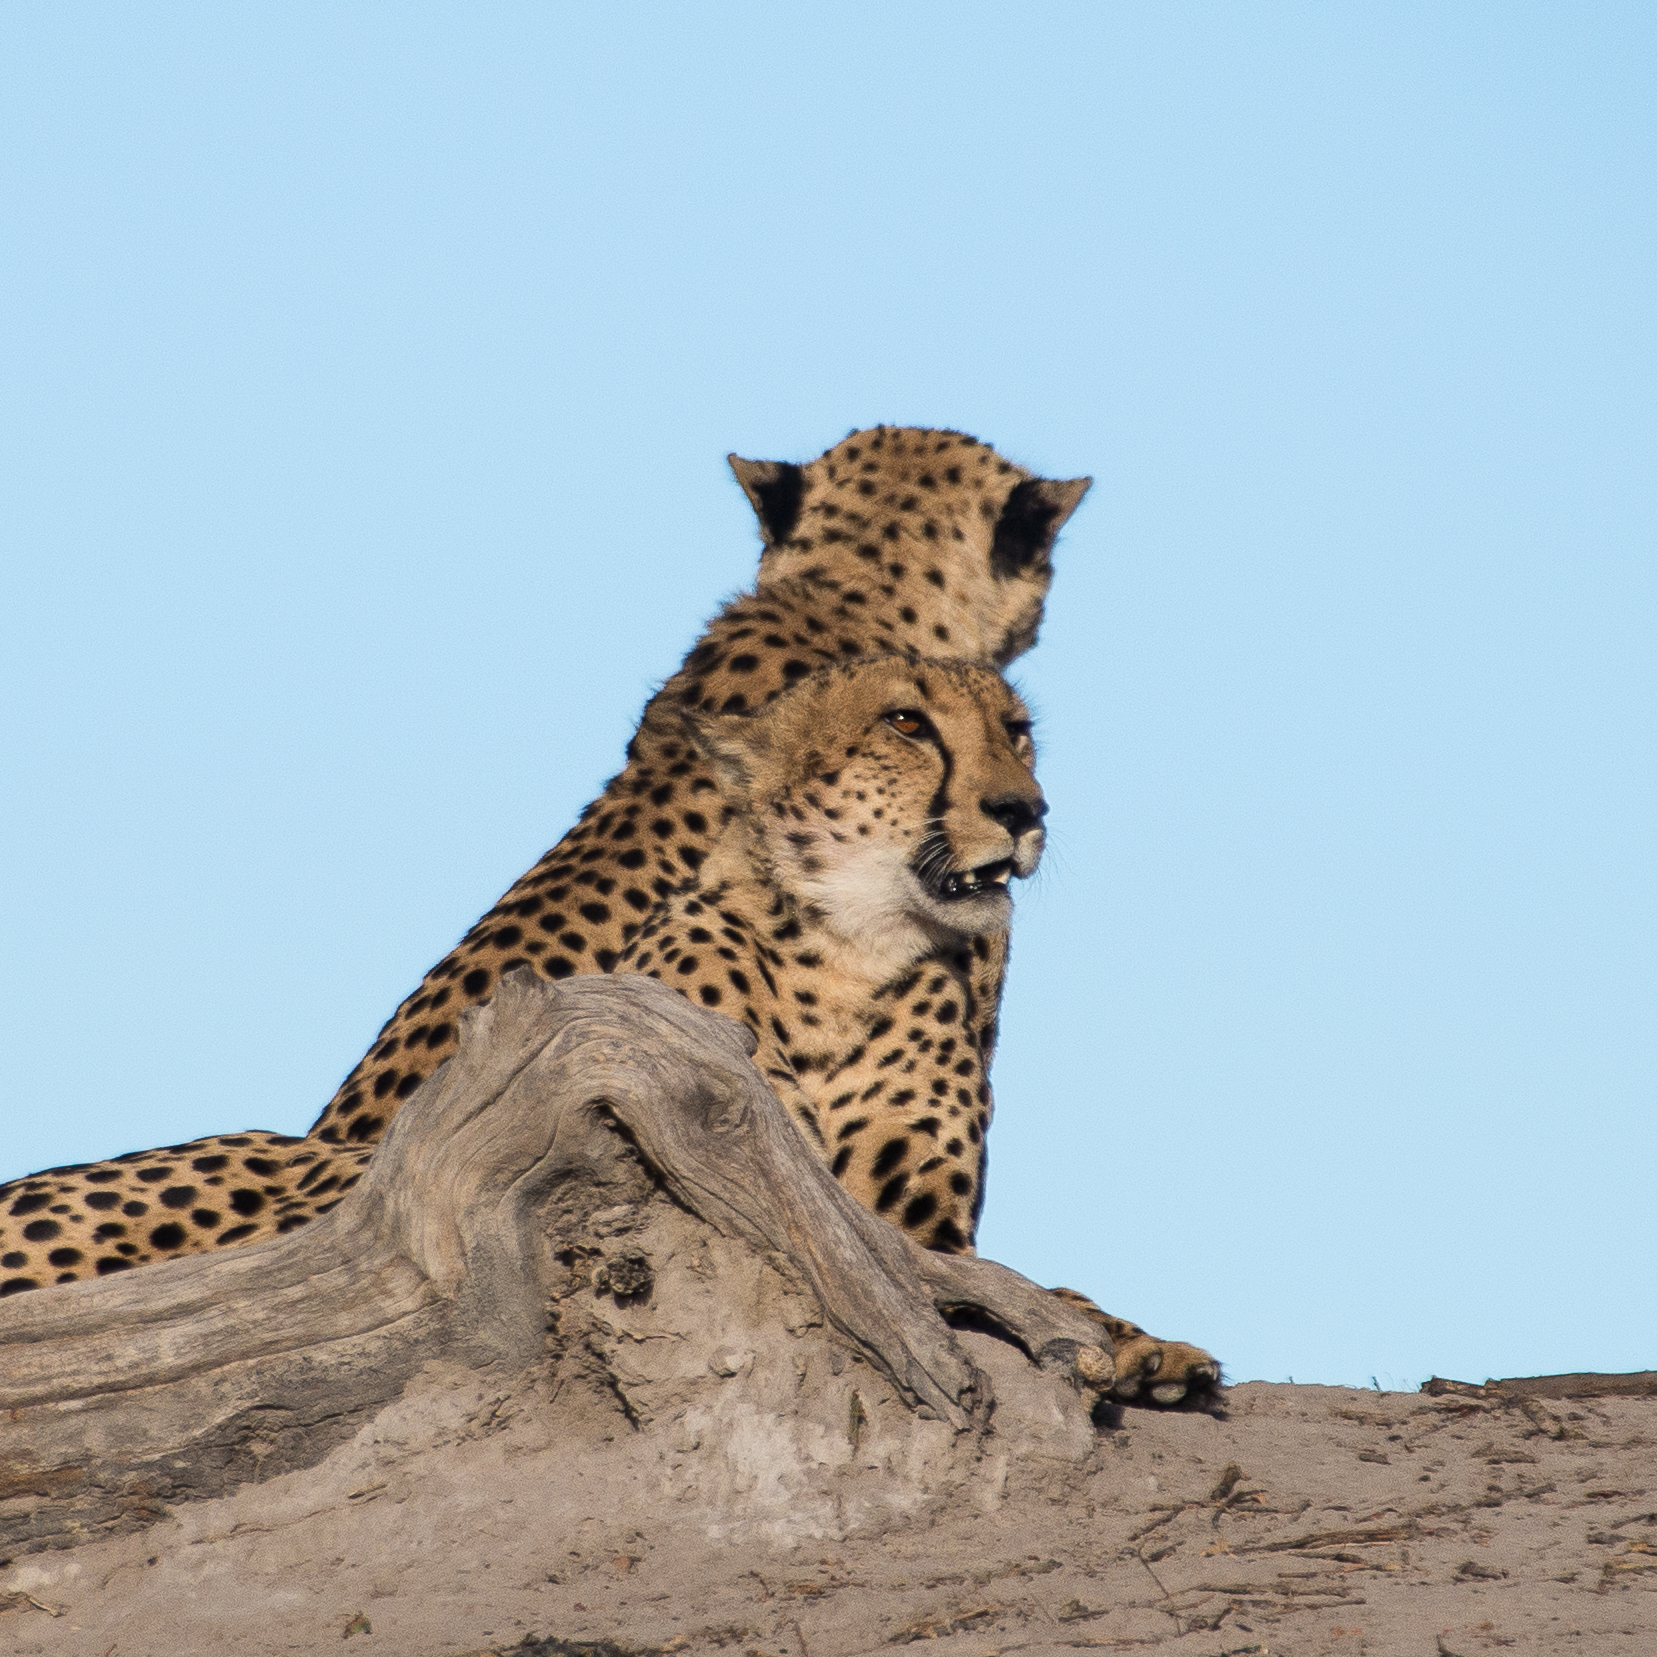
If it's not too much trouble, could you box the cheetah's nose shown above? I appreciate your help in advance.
[980,793,1048,839]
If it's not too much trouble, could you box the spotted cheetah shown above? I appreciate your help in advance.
[0,433,1221,1401]
[625,653,1047,1251]
[0,428,1089,1291]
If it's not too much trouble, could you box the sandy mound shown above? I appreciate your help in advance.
[3,977,1650,1655]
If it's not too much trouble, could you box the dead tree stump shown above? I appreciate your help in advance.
[0,973,1115,1558]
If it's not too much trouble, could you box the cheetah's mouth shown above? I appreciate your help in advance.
[935,859,1015,902]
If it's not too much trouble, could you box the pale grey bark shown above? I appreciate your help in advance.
[0,972,1114,1557]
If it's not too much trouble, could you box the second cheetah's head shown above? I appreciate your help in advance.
[730,427,1090,668]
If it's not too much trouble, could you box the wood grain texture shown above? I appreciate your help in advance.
[0,971,1114,1555]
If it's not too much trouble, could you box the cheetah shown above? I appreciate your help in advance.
[0,427,1089,1294]
[0,437,1219,1398]
[301,425,1090,1154]
[623,653,1049,1252]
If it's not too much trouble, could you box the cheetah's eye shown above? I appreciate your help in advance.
[1004,719,1032,742]
[884,709,933,740]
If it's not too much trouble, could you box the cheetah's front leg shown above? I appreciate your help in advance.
[1050,1287,1222,1407]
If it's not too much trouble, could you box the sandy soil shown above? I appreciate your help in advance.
[4,1350,1652,1657]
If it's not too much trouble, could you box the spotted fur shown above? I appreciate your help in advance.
[0,428,1089,1292]
[626,654,1049,1252]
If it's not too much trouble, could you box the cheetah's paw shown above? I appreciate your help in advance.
[1050,1288,1222,1408]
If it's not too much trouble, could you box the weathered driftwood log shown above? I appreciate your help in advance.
[0,971,1114,1556]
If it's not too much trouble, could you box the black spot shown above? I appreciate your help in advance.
[0,1277,40,1295]
[928,1219,968,1252]
[462,968,491,997]
[84,1168,121,1183]
[148,1222,187,1250]
[134,1166,171,1184]
[7,1192,50,1217]
[85,1191,120,1211]
[871,1138,909,1179]
[276,1215,312,1234]
[191,1154,230,1173]
[427,1022,454,1048]
[728,969,750,994]
[830,1146,852,1178]
[949,1171,972,1195]
[121,1200,149,1217]
[545,956,576,979]
[395,1074,423,1099]
[229,1188,266,1216]
[191,1209,221,1229]
[21,1219,60,1243]
[728,653,759,673]
[216,1224,259,1246]
[901,1193,938,1229]
[242,1156,278,1176]
[618,848,647,869]
[699,984,721,1006]
[578,902,610,924]
[92,1223,125,1239]
[347,1114,384,1142]
[495,925,524,947]
[373,1071,398,1098]
[683,811,708,835]
[623,887,651,911]
[46,1247,83,1267]
[0,1251,24,1267]
[594,948,620,971]
[159,1186,197,1210]
[875,1174,909,1213]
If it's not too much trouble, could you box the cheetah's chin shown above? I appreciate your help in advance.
[934,859,1014,902]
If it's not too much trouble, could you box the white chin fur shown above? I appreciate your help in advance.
[791,848,1009,981]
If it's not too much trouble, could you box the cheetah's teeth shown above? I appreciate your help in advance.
[937,859,1015,900]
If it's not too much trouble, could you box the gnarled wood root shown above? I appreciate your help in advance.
[0,972,1119,1555]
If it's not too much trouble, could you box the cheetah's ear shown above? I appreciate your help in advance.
[989,476,1092,578]
[729,456,806,547]
[679,705,773,805]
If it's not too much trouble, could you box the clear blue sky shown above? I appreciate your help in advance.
[4,4,1652,1387]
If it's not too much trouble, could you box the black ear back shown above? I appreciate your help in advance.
[728,456,806,546]
[989,476,1092,578]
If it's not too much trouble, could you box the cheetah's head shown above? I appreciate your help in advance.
[730,427,1090,668]
[688,656,1046,977]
